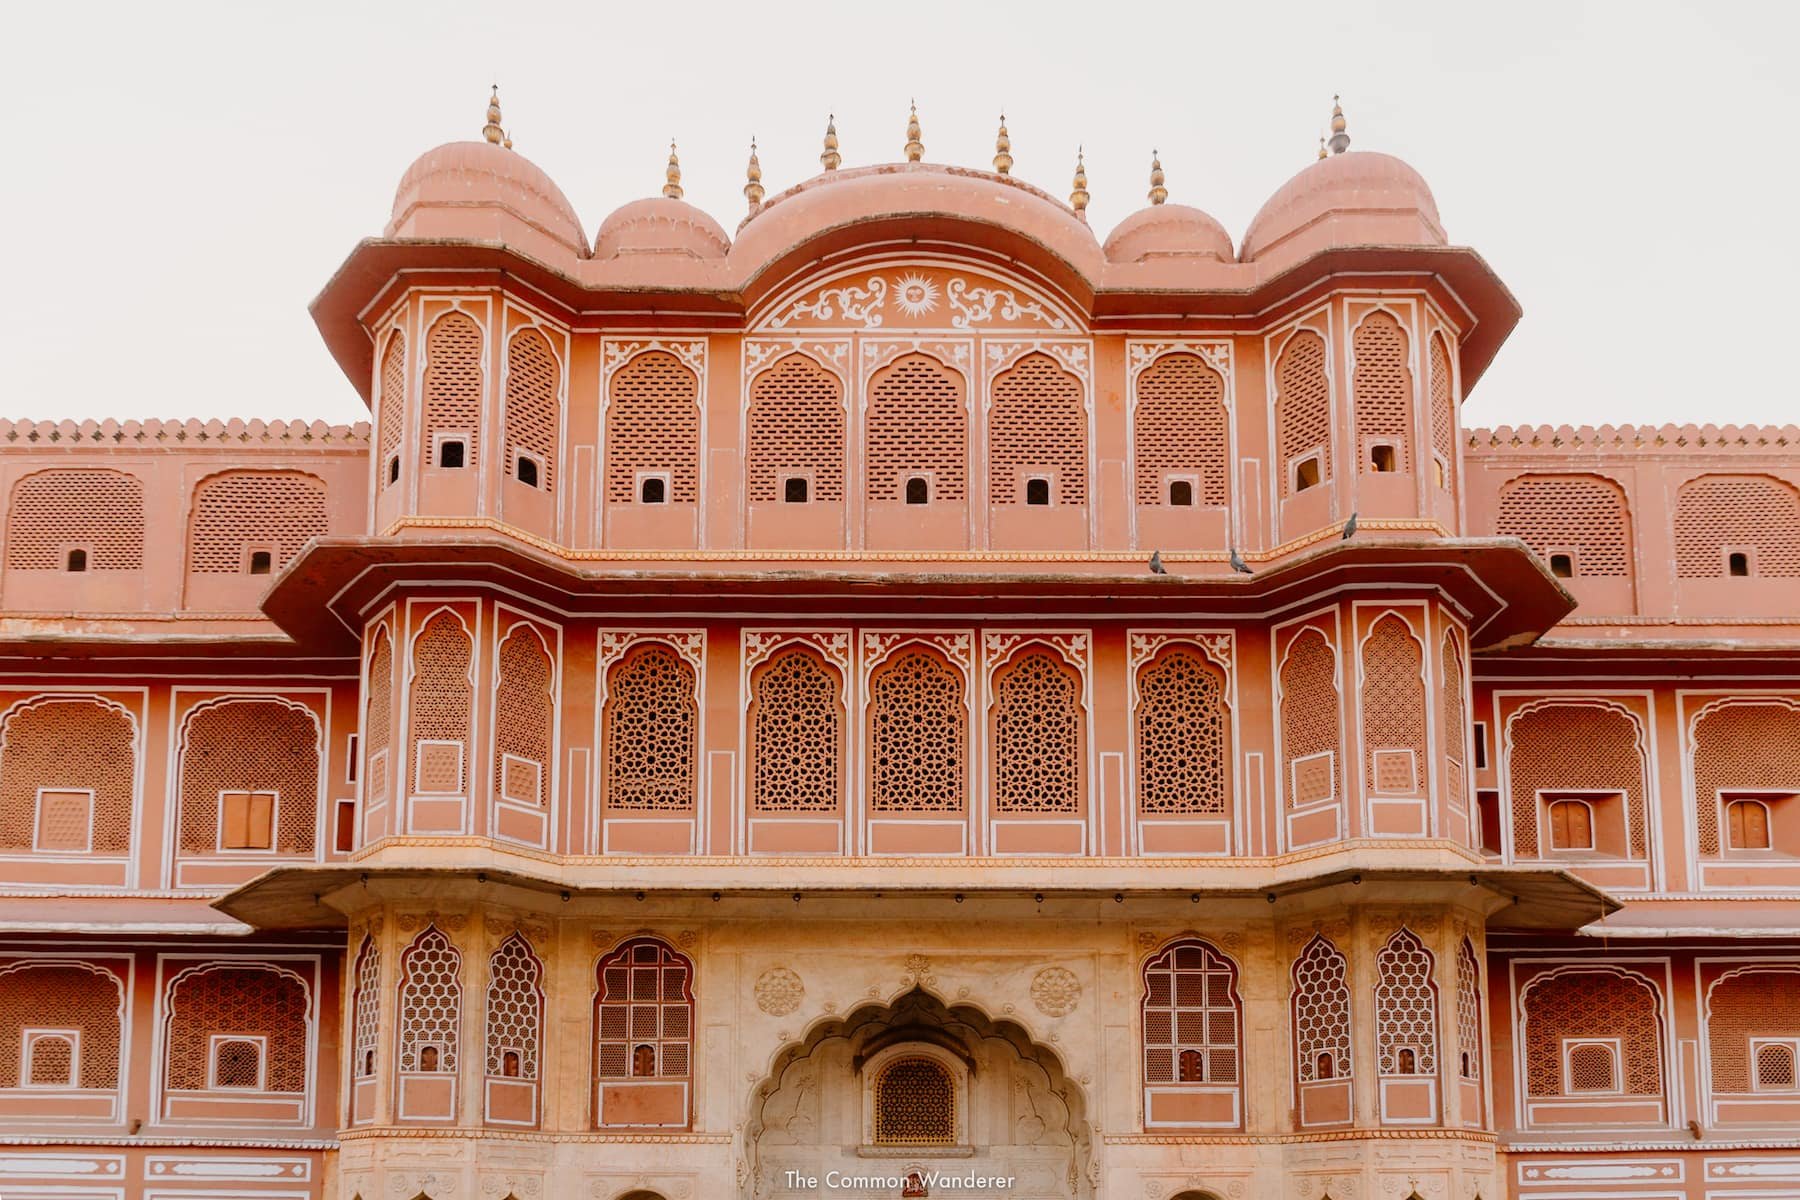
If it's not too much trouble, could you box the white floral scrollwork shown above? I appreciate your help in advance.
[764,277,890,331]
[947,278,1069,330]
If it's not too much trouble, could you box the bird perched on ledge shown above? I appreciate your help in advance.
[1148,550,1168,575]
[1342,512,1358,540]
[1229,547,1253,575]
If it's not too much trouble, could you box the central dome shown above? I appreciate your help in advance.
[593,197,731,260]
[385,140,587,262]
[1103,203,1235,264]
[1241,151,1444,268]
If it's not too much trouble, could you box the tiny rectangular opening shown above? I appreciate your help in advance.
[1369,444,1398,473]
[346,734,359,783]
[1476,789,1502,855]
[248,550,273,576]
[334,799,357,854]
[1168,480,1194,507]
[783,476,810,504]
[1472,721,1489,770]
[1728,551,1750,577]
[387,456,400,485]
[437,439,466,469]
[640,476,667,504]
[1294,457,1322,492]
[1025,477,1051,506]
[905,476,930,505]
[1432,458,1446,489]
[515,455,540,489]
[66,548,87,573]
[1548,552,1575,579]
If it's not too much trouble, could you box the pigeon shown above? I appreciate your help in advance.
[1341,511,1358,540]
[1148,550,1168,575]
[1229,547,1253,575]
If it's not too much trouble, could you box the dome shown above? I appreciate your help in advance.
[1103,203,1234,264]
[386,141,587,261]
[1240,151,1445,267]
[593,197,731,261]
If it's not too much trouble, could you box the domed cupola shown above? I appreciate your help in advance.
[591,141,732,260]
[1103,153,1235,264]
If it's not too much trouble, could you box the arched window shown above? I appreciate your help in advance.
[1496,474,1632,579]
[1705,968,1800,1099]
[176,699,318,856]
[503,328,558,491]
[1441,631,1470,842]
[409,612,473,797]
[1727,799,1773,851]
[989,353,1086,505]
[492,627,554,810]
[186,472,329,575]
[1521,968,1662,1098]
[1692,702,1800,856]
[0,962,122,1090]
[1275,330,1331,495]
[1293,934,1352,1084]
[420,312,482,471]
[1135,647,1229,815]
[1142,939,1241,1089]
[1674,475,1800,578]
[1361,615,1426,795]
[872,1056,956,1145]
[377,329,406,489]
[594,939,692,1083]
[5,469,146,572]
[749,646,841,813]
[1547,798,1595,850]
[362,628,394,817]
[1428,332,1455,491]
[1506,702,1647,859]
[485,934,543,1085]
[603,644,698,812]
[164,964,309,1095]
[866,353,966,503]
[1134,353,1227,508]
[1352,312,1413,473]
[1279,629,1341,811]
[1375,930,1438,1078]
[746,354,844,503]
[605,350,700,504]
[0,698,136,856]
[868,648,966,814]
[351,936,380,1081]
[1456,938,1483,1085]
[397,927,461,1074]
[991,649,1083,815]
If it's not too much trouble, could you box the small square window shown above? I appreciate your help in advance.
[1548,553,1575,579]
[66,548,87,573]
[248,551,273,576]
[640,477,667,504]
[437,439,466,469]
[905,476,930,505]
[515,455,540,489]
[1369,444,1398,473]
[220,791,276,851]
[387,456,400,485]
[783,477,810,504]
[1294,458,1322,492]
[1728,551,1750,577]
[1168,480,1195,507]
[1025,478,1051,506]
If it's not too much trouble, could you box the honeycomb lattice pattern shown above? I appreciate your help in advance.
[1522,969,1661,1097]
[1352,312,1412,471]
[1707,968,1800,1094]
[410,613,472,795]
[1277,331,1331,496]
[1567,1042,1616,1092]
[1496,474,1632,577]
[165,966,308,1093]
[1507,703,1646,858]
[178,700,318,854]
[422,313,483,468]
[503,328,558,489]
[1758,1044,1797,1090]
[1280,630,1340,809]
[398,928,461,1073]
[605,351,699,503]
[187,472,329,574]
[989,353,1086,505]
[5,469,145,570]
[1674,475,1800,577]
[1375,929,1438,1076]
[747,354,843,503]
[352,936,380,1078]
[1362,616,1426,795]
[1293,935,1352,1083]
[363,631,393,808]
[0,699,135,853]
[0,963,120,1088]
[866,354,966,502]
[1456,938,1482,1081]
[29,1035,73,1085]
[873,1057,955,1145]
[1134,353,1227,507]
[213,1039,259,1088]
[1441,632,1468,831]
[869,648,966,814]
[1693,702,1800,855]
[595,939,692,1080]
[750,648,841,813]
[1143,939,1240,1086]
[492,629,553,808]
[378,329,405,486]
[1135,648,1227,815]
[1429,332,1455,490]
[603,644,697,812]
[991,650,1082,815]
[484,933,542,1080]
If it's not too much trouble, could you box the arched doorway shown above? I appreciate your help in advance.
[744,988,1092,1198]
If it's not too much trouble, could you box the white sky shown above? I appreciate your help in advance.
[2,0,1795,429]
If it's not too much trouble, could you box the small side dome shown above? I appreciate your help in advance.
[1104,203,1234,264]
[593,197,731,261]
[1241,151,1445,268]
[386,141,587,261]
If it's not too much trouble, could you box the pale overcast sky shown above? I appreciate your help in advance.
[2,1,1795,428]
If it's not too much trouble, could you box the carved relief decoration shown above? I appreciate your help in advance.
[756,265,1077,334]
[1030,967,1082,1017]
[755,966,805,1016]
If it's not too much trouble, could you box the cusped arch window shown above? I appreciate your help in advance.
[865,1047,964,1147]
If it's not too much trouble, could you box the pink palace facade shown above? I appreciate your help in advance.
[0,95,1798,1200]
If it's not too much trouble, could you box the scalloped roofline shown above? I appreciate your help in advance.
[0,418,369,447]
[1467,423,1800,451]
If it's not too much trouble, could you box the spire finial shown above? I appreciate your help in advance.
[482,85,504,145]
[1328,94,1350,155]
[821,114,841,171]
[1148,149,1167,205]
[1070,146,1090,221]
[993,113,1013,175]
[744,137,765,213]
[1318,133,1328,161]
[663,140,684,200]
[905,100,923,162]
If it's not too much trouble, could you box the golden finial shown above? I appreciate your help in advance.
[1148,150,1167,205]
[1328,94,1350,155]
[744,137,765,212]
[663,140,684,200]
[482,85,504,145]
[821,114,841,171]
[905,100,923,162]
[993,113,1013,175]
[502,129,514,151]
[1070,146,1090,220]
[1318,133,1328,161]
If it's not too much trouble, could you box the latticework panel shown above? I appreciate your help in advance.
[1362,616,1427,794]
[1441,632,1468,826]
[750,648,841,813]
[178,700,318,854]
[873,1057,955,1145]
[187,472,329,574]
[1456,938,1482,1080]
[991,650,1082,815]
[5,469,145,570]
[0,699,135,853]
[1693,702,1800,855]
[503,328,559,489]
[1507,703,1646,858]
[1352,312,1412,470]
[1276,331,1331,495]
[398,928,461,1073]
[1708,969,1800,1093]
[492,629,553,808]
[352,936,380,1078]
[1375,930,1438,1076]
[1134,353,1228,507]
[1496,475,1632,577]
[363,631,393,806]
[1280,630,1340,809]
[378,330,406,485]
[485,934,542,1080]
[603,645,697,812]
[409,613,472,795]
[30,1035,73,1085]
[594,939,692,1081]
[605,351,699,503]
[1522,969,1662,1096]
[1143,939,1240,1086]
[1293,935,1352,1082]
[0,963,120,1088]
[1674,475,1800,577]
[1428,332,1455,489]
[988,353,1086,504]
[421,312,483,466]
[866,354,966,502]
[165,966,308,1093]
[869,648,966,814]
[1135,648,1228,815]
[746,354,844,503]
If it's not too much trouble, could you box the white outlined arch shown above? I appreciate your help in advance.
[1500,696,1654,869]
[171,693,325,862]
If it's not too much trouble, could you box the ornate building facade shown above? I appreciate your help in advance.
[1,95,1797,1200]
